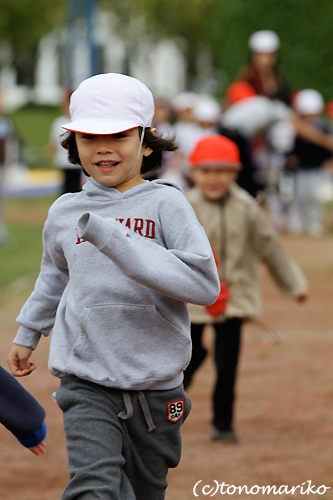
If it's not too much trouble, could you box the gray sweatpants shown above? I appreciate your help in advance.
[56,376,191,500]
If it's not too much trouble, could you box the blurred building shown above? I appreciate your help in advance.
[0,10,187,112]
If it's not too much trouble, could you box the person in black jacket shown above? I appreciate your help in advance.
[286,89,332,237]
[0,365,47,456]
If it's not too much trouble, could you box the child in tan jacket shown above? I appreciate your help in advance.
[185,134,308,443]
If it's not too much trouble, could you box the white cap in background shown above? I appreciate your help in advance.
[249,30,280,53]
[293,89,324,116]
[173,92,198,112]
[193,97,221,124]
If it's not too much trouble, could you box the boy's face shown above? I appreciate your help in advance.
[191,165,237,201]
[75,128,152,192]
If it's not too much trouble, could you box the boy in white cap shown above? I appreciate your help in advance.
[7,73,220,499]
[287,89,332,236]
[184,134,308,443]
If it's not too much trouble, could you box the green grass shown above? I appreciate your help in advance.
[9,105,61,169]
[5,195,57,218]
[0,197,56,301]
[0,224,43,288]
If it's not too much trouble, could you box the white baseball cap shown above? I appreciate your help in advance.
[293,89,324,115]
[249,30,280,53]
[193,97,221,124]
[62,73,155,135]
[173,91,198,112]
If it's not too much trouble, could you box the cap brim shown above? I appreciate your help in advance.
[190,159,241,169]
[62,119,142,135]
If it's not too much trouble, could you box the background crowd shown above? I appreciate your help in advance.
[147,29,333,239]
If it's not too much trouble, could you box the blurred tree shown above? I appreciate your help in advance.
[1,0,333,98]
[102,0,333,100]
[0,0,65,84]
[101,0,216,89]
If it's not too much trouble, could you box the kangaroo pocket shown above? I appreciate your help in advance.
[74,303,191,386]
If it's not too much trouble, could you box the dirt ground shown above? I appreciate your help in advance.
[1,234,333,500]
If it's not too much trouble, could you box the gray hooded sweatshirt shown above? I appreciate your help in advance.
[14,178,219,391]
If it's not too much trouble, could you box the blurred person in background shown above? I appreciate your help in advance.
[146,97,176,181]
[221,80,296,196]
[220,81,333,199]
[324,100,333,231]
[0,88,15,245]
[184,134,308,443]
[163,91,201,187]
[152,97,174,139]
[325,99,333,134]
[265,119,297,231]
[239,30,292,105]
[219,82,259,196]
[286,89,332,237]
[46,89,83,194]
[193,96,221,136]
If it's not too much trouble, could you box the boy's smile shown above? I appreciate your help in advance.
[95,160,120,172]
[75,128,152,192]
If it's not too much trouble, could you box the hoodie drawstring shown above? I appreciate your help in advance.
[118,390,156,432]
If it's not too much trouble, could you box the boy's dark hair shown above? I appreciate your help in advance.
[61,127,178,178]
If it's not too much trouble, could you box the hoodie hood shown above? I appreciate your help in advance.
[82,178,184,202]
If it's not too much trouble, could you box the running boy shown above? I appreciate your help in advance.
[184,134,308,443]
[7,73,220,499]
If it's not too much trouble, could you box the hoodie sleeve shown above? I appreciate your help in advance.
[14,214,69,350]
[77,203,220,306]
[250,203,308,297]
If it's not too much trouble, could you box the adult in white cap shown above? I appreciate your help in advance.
[239,29,292,105]
[286,89,331,237]
[249,29,280,53]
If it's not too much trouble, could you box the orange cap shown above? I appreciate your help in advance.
[225,81,257,105]
[326,99,333,118]
[189,134,241,169]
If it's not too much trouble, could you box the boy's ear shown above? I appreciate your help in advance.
[142,128,157,157]
[143,145,153,157]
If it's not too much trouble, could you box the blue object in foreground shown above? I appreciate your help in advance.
[12,421,47,449]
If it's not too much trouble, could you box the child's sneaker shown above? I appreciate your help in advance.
[212,427,238,443]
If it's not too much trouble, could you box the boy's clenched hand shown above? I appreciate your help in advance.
[7,344,36,377]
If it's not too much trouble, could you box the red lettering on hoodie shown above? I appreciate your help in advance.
[134,218,144,236]
[145,220,155,239]
[114,218,156,240]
